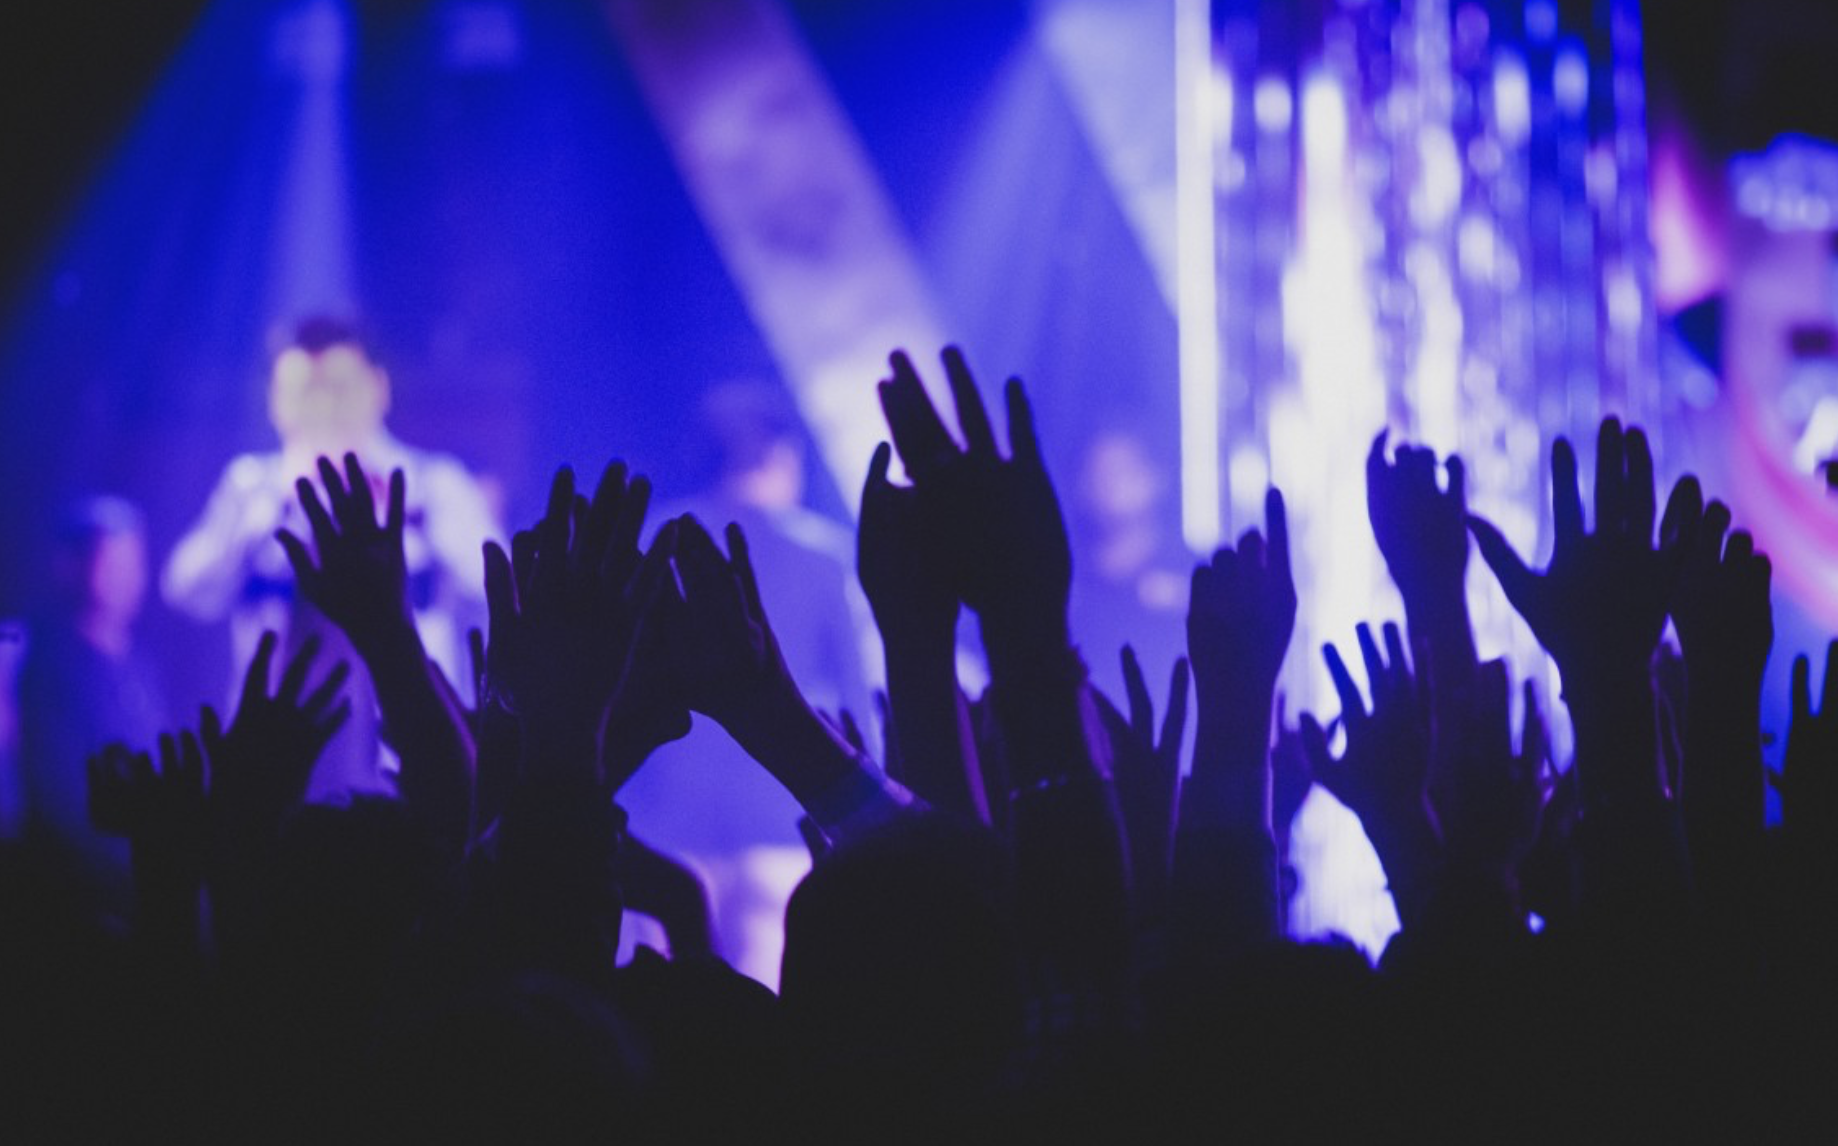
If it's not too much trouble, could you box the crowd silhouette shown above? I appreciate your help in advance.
[5,342,1831,1139]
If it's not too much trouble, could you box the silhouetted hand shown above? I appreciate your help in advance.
[89,731,207,853]
[1670,491,1772,920]
[276,453,411,651]
[1783,641,1838,846]
[1187,488,1295,762]
[858,439,957,644]
[1468,419,1680,831]
[1670,494,1773,692]
[664,515,791,730]
[1368,431,1468,601]
[877,347,1070,640]
[203,631,351,833]
[1467,419,1680,687]
[1301,622,1441,928]
[1270,696,1313,844]
[484,463,655,776]
[857,440,982,817]
[1436,661,1550,891]
[1095,646,1189,914]
[1173,490,1294,949]
[1303,623,1434,839]
[653,515,913,839]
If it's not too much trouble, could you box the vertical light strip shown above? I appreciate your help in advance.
[1175,0,1223,552]
[269,0,356,320]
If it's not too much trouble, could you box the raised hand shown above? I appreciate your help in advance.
[1367,432,1480,815]
[1171,489,1294,951]
[89,731,208,951]
[1304,624,1432,826]
[1467,419,1678,686]
[1467,418,1679,827]
[1186,487,1296,773]
[664,515,790,730]
[1270,696,1313,846]
[283,453,480,854]
[1095,646,1189,915]
[204,631,351,831]
[1783,641,1838,849]
[484,463,656,777]
[877,347,1071,641]
[275,453,411,651]
[1670,495,1773,692]
[88,732,207,852]
[1300,622,1441,930]
[859,438,983,818]
[656,515,913,839]
[1367,431,1469,601]
[1669,493,1772,921]
[1435,661,1551,901]
[858,439,957,643]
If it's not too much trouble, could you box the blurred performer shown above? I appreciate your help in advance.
[163,317,499,801]
[18,498,166,924]
[621,378,872,984]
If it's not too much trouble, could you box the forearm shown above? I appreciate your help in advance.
[1186,698,1274,837]
[980,612,1097,790]
[883,628,984,818]
[1680,665,1765,918]
[1009,770,1131,994]
[359,623,476,856]
[1174,696,1280,948]
[722,679,914,841]
[1566,669,1686,917]
[1566,667,1665,816]
[1402,582,1478,691]
[1358,803,1443,932]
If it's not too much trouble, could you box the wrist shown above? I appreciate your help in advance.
[1192,692,1274,771]
[1399,575,1468,615]
[978,606,1071,671]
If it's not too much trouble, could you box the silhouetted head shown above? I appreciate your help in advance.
[781,813,1022,1097]
[268,314,391,457]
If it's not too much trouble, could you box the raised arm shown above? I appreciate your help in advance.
[1467,419,1688,921]
[1176,488,1295,951]
[1668,492,1772,929]
[1301,622,1440,932]
[857,440,983,820]
[279,453,476,860]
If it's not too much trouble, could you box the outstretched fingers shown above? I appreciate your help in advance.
[1323,641,1368,730]
[1595,417,1628,537]
[1265,488,1292,583]
[342,452,378,531]
[1004,377,1041,469]
[1624,426,1656,543]
[1161,657,1191,759]
[1551,436,1584,551]
[240,632,281,715]
[725,522,769,625]
[879,350,957,477]
[1121,644,1152,736]
[942,346,997,459]
[1467,514,1538,621]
